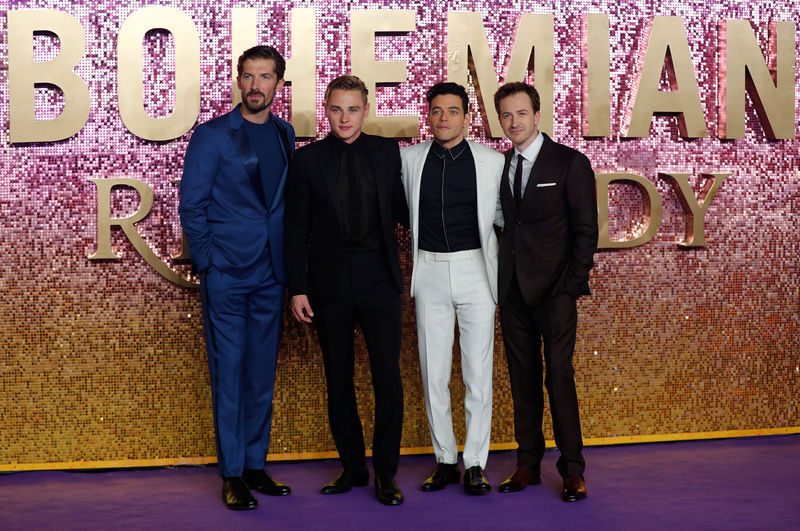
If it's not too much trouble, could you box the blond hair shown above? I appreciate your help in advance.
[324,75,369,105]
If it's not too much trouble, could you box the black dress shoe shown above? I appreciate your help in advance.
[375,474,404,505]
[243,468,291,496]
[222,477,258,510]
[498,466,541,493]
[421,462,460,492]
[464,465,491,495]
[562,474,587,502]
[320,468,370,495]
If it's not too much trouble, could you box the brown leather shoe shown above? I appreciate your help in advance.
[562,474,587,502]
[498,466,542,493]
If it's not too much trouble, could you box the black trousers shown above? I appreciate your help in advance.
[499,274,585,477]
[313,252,404,477]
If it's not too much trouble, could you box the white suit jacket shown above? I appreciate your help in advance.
[400,140,505,303]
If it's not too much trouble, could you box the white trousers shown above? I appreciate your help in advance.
[414,249,496,468]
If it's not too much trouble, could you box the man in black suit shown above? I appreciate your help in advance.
[285,75,408,506]
[492,82,598,502]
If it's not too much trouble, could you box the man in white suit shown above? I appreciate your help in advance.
[400,82,504,495]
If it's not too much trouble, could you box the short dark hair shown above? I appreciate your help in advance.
[324,75,369,105]
[494,82,540,114]
[426,82,469,114]
[237,45,286,79]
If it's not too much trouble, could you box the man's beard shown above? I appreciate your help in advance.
[242,91,273,114]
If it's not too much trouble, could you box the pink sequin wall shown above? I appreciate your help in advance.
[1,0,798,469]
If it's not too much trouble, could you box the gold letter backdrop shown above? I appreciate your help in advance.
[1,0,798,470]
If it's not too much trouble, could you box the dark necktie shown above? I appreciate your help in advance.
[514,153,524,210]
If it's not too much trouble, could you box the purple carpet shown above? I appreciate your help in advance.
[1,435,798,530]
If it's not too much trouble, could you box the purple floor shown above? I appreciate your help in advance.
[1,435,798,530]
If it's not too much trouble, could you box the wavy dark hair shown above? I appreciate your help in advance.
[236,45,286,79]
[425,82,469,114]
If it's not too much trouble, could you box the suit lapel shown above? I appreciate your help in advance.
[274,118,290,165]
[364,134,390,223]
[320,136,346,227]
[265,116,291,210]
[520,133,554,207]
[272,120,294,208]
[473,144,491,233]
[411,143,432,241]
[500,149,515,214]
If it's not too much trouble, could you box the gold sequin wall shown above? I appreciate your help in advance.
[1,0,798,469]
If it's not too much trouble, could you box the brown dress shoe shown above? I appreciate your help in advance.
[498,466,542,493]
[562,474,587,502]
[222,477,258,510]
[243,468,291,496]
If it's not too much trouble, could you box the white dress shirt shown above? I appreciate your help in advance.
[508,131,544,200]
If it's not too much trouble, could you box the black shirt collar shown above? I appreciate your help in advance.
[329,132,368,152]
[431,138,469,160]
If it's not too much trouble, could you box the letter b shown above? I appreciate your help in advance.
[7,10,90,143]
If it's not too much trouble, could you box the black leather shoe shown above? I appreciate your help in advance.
[498,466,541,493]
[464,465,491,495]
[243,468,291,496]
[562,474,587,502]
[375,474,404,505]
[222,477,257,510]
[421,462,460,492]
[320,468,370,495]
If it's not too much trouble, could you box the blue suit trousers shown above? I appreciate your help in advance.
[200,255,283,478]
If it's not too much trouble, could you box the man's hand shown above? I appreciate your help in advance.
[290,295,314,323]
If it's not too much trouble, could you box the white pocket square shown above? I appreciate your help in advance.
[537,182,557,187]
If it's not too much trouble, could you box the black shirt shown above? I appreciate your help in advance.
[330,134,381,251]
[418,139,480,252]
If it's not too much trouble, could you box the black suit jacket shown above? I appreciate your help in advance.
[498,133,598,307]
[284,133,409,302]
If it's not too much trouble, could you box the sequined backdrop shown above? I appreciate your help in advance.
[1,0,798,469]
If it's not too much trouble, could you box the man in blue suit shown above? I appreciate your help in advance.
[179,45,295,511]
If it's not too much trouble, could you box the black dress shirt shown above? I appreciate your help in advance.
[330,134,381,251]
[418,139,480,252]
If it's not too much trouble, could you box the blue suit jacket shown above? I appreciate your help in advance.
[179,105,295,282]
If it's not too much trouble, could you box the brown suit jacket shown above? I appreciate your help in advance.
[498,133,598,307]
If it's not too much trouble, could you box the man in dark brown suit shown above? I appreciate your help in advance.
[493,82,598,502]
